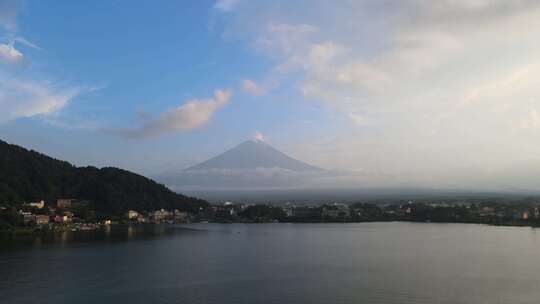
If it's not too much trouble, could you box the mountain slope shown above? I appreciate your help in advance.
[0,139,208,214]
[187,140,322,171]
[157,139,328,190]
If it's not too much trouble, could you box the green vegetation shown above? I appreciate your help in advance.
[0,139,208,215]
[238,205,286,222]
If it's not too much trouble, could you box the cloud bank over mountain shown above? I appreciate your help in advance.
[210,0,540,190]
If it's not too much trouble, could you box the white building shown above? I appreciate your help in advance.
[127,210,139,219]
[25,200,45,209]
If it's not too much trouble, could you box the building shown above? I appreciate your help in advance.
[35,215,50,225]
[53,212,73,223]
[22,213,35,225]
[150,209,170,223]
[53,215,63,223]
[322,204,350,220]
[64,211,74,222]
[57,199,73,209]
[127,210,139,220]
[136,215,148,223]
[174,210,189,223]
[25,200,45,209]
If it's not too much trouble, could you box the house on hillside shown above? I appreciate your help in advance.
[35,215,50,225]
[21,213,35,225]
[54,212,73,224]
[24,200,45,209]
[127,210,139,220]
[149,209,170,223]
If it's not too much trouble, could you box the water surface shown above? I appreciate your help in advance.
[2,222,540,304]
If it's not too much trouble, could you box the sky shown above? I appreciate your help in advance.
[1,0,540,191]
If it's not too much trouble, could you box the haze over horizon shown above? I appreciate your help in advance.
[2,0,540,192]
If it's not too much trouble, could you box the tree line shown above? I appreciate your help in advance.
[0,140,208,215]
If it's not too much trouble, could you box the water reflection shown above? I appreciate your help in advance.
[0,225,198,251]
[3,223,540,304]
[127,225,134,241]
[104,224,111,238]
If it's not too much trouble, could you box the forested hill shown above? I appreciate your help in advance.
[0,140,208,214]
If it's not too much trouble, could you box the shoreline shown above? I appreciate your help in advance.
[3,218,540,237]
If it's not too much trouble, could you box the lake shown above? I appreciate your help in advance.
[2,222,540,303]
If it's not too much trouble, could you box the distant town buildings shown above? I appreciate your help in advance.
[6,195,540,233]
[21,212,35,225]
[57,199,73,209]
[174,210,189,223]
[322,203,350,220]
[127,210,139,220]
[24,200,45,209]
[35,215,50,225]
[149,209,171,224]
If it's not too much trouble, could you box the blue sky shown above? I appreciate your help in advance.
[2,0,540,190]
[0,0,337,175]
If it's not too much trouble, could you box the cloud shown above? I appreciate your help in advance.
[254,131,265,141]
[347,113,370,126]
[0,77,82,122]
[253,23,317,67]
[232,1,540,114]
[214,0,540,188]
[0,0,39,64]
[0,42,22,63]
[519,109,540,130]
[0,0,81,123]
[118,89,232,139]
[13,37,41,50]
[242,79,268,96]
[0,0,86,126]
[214,0,241,12]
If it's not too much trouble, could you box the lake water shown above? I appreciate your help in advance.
[2,222,540,304]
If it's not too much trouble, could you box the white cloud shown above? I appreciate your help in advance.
[0,42,23,63]
[520,109,540,130]
[0,77,81,122]
[242,79,268,96]
[254,131,265,141]
[118,89,232,139]
[214,0,241,12]
[0,0,39,65]
[0,0,86,126]
[254,23,317,57]
[217,0,540,189]
[13,37,41,50]
[348,113,370,126]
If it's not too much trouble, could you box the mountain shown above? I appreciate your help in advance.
[187,140,322,172]
[0,139,208,214]
[157,139,335,191]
